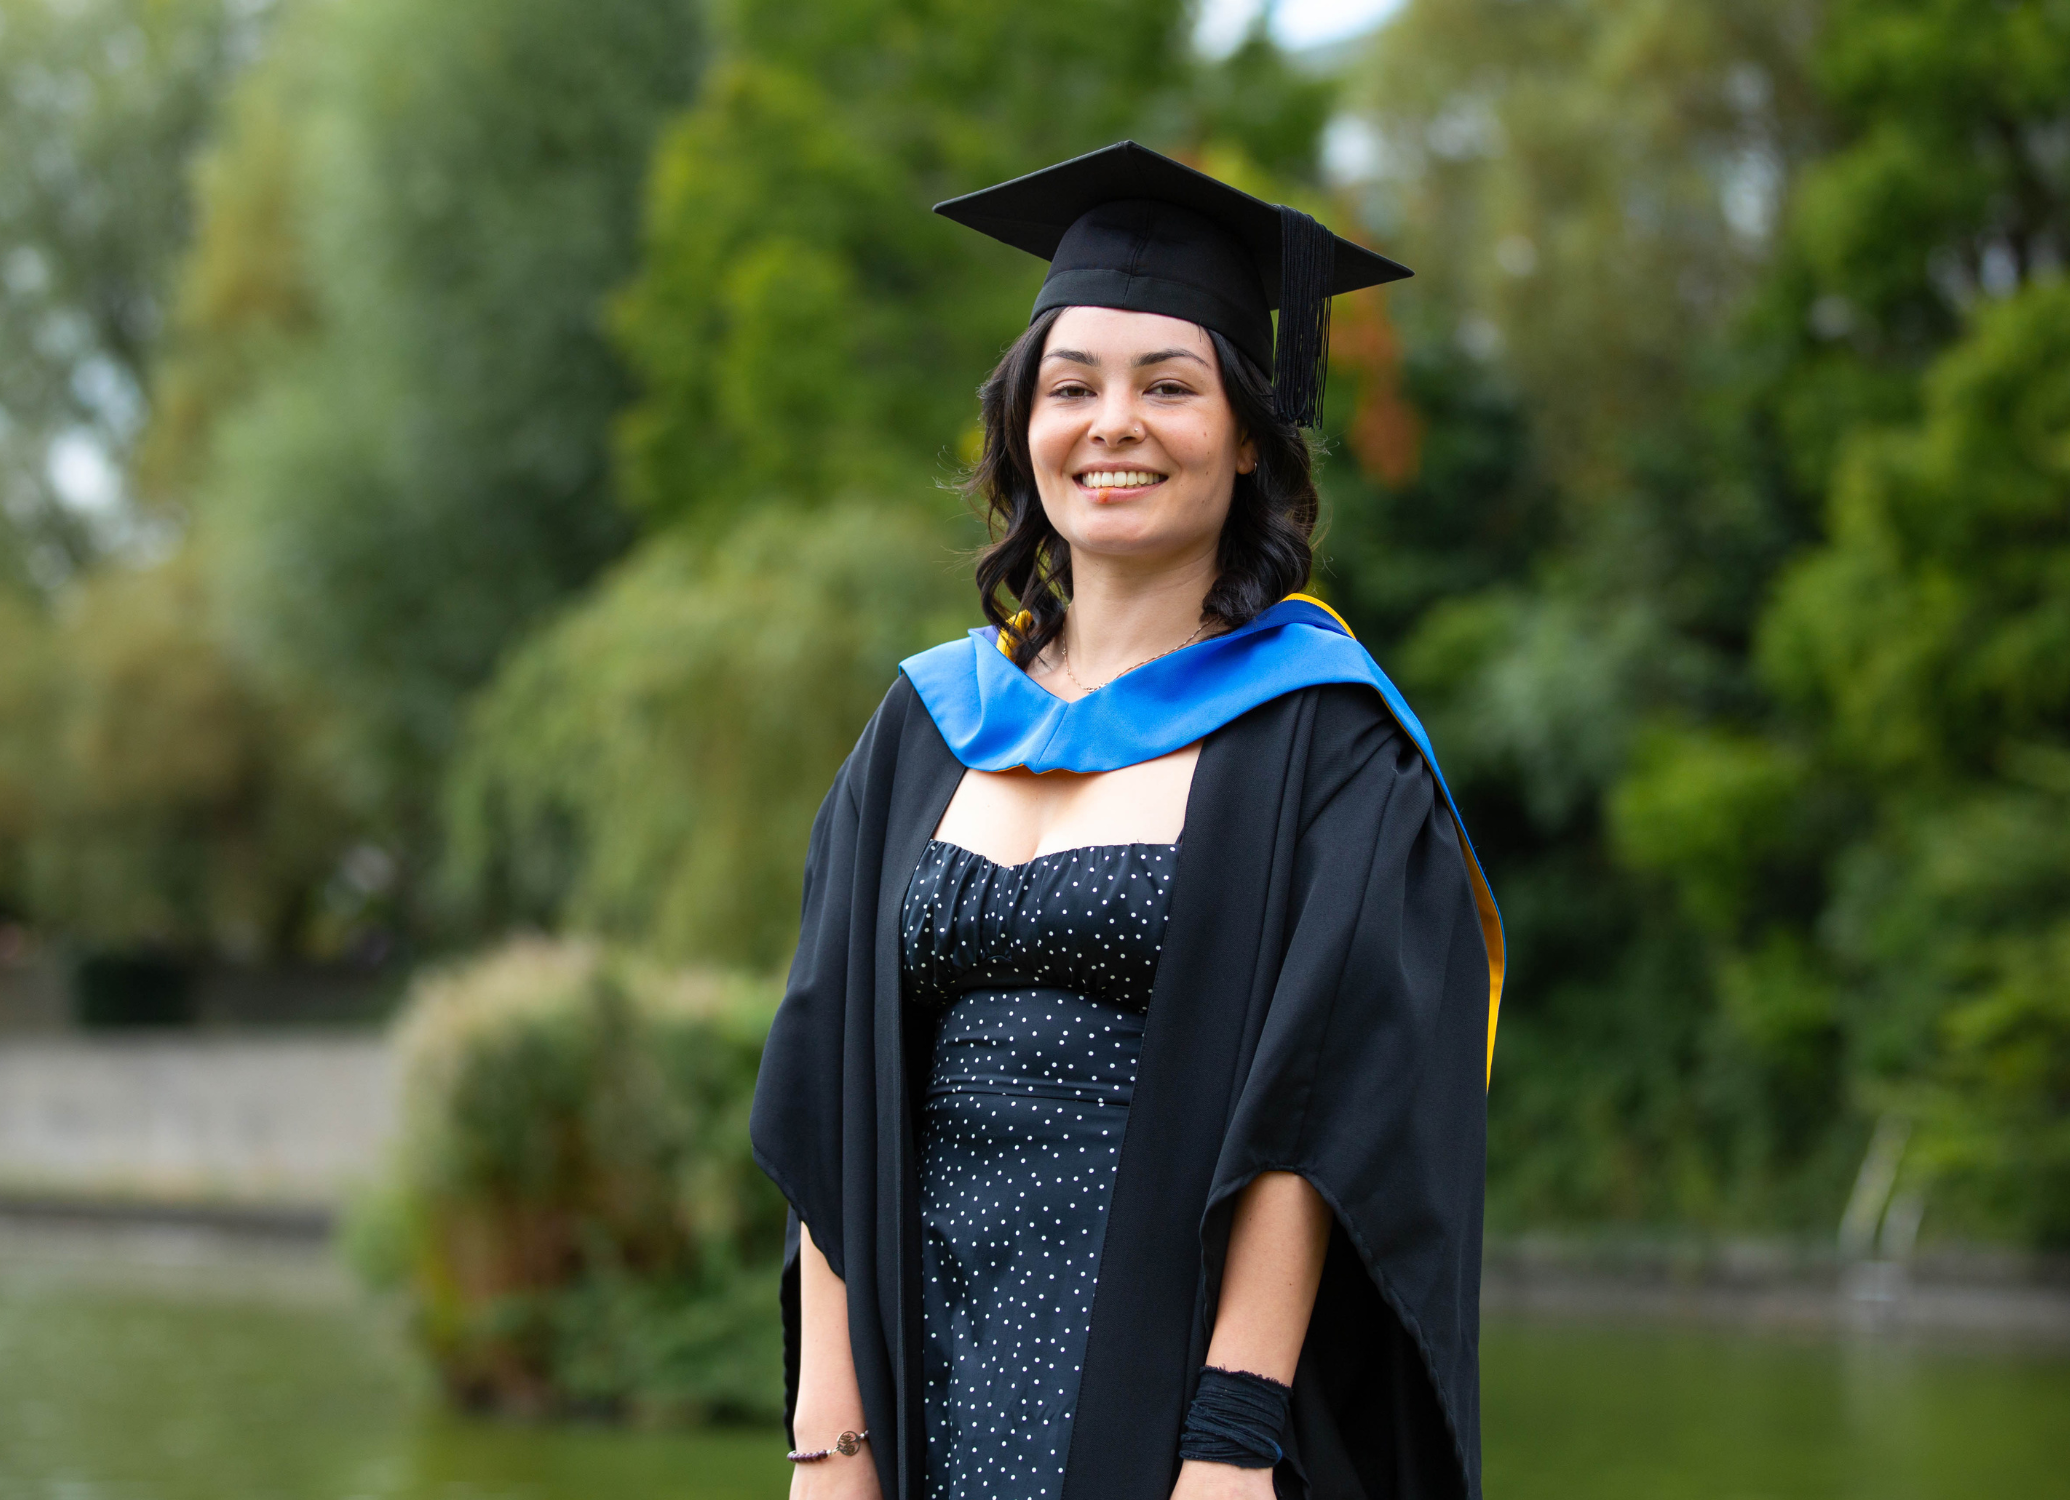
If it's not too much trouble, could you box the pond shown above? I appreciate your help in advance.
[1,1228,2065,1500]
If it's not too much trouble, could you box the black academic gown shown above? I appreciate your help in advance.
[749,675,1489,1500]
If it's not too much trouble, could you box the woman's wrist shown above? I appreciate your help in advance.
[1177,1364,1291,1469]
[1172,1457,1279,1499]
[790,1412,869,1455]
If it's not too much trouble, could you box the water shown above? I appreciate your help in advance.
[1483,1320,2070,1500]
[0,1229,788,1500]
[1,1230,2065,1500]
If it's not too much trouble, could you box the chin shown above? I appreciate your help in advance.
[1066,510,1166,546]
[1074,529,1209,564]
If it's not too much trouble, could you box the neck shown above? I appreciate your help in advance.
[1056,542,1220,692]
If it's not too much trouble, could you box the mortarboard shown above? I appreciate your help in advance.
[934,140,1411,428]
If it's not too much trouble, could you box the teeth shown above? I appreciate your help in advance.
[1083,470,1161,488]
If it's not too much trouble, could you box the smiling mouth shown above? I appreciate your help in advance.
[1076,469,1167,491]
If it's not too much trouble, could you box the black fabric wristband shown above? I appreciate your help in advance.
[1177,1365,1291,1469]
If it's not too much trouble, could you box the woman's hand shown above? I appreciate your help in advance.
[1170,1458,1277,1499]
[787,1451,883,1500]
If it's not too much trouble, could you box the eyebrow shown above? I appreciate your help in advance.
[1041,347,1212,369]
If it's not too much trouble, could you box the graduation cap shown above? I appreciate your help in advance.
[934,140,1410,429]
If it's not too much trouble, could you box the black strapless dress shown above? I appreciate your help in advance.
[901,838,1178,1500]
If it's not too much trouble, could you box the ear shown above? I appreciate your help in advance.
[1236,431,1259,475]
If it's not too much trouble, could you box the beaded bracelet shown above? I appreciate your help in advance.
[788,1429,869,1462]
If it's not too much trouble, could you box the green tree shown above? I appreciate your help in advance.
[1184,19,1339,188]
[0,593,57,919]
[158,0,704,852]
[1754,0,2070,491]
[1330,0,1840,1227]
[0,0,355,963]
[1610,0,2070,1243]
[1774,281,2070,1243]
[7,555,350,959]
[1624,282,2070,1244]
[611,0,1193,531]
[0,0,252,587]
[445,506,969,967]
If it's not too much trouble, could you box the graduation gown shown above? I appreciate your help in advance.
[749,607,1496,1500]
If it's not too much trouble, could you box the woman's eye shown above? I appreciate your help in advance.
[1050,383,1093,399]
[1148,381,1192,396]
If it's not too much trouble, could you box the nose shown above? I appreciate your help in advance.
[1087,385,1142,448]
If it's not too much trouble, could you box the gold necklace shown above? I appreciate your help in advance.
[1055,619,1209,695]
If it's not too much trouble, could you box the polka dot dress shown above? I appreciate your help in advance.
[902,838,1177,1500]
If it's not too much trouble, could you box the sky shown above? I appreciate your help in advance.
[1195,0,1405,55]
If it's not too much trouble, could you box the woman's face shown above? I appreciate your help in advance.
[1027,305,1256,569]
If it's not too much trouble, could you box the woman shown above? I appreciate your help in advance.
[750,142,1503,1500]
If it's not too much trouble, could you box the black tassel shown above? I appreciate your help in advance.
[1272,207,1335,429]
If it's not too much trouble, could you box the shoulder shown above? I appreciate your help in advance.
[1219,679,1412,766]
[858,670,933,753]
[1307,679,1410,751]
[831,670,958,801]
[1300,682,1433,817]
[843,669,930,750]
[1211,681,1431,832]
[875,668,925,725]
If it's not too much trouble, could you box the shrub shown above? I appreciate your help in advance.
[354,937,786,1422]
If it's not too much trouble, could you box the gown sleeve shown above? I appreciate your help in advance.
[747,743,858,1448]
[1204,684,1491,1500]
[751,755,858,1280]
[747,673,953,1494]
[747,685,896,1469]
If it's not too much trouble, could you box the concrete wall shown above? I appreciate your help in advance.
[0,1037,396,1211]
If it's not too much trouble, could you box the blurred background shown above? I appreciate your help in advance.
[1,0,2066,1494]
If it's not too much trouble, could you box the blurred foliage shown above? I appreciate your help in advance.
[2,0,700,961]
[0,0,254,588]
[1753,0,2070,491]
[4,0,1338,967]
[445,505,969,968]
[1355,0,1828,509]
[0,549,356,956]
[1329,0,1841,1231]
[1318,298,1555,647]
[1186,20,1338,187]
[153,0,703,846]
[1631,0,2070,1245]
[0,591,56,915]
[610,0,1193,530]
[352,938,786,1420]
[1337,0,2070,1244]
[19,555,347,956]
[1628,281,2070,1244]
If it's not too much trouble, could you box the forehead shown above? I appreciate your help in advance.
[1042,305,1216,362]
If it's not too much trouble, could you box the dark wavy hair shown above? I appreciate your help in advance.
[963,306,1318,669]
